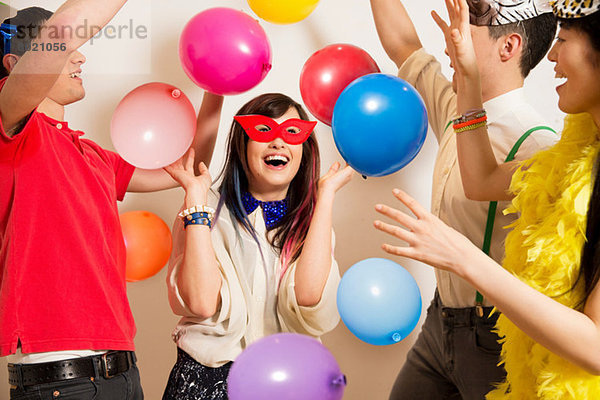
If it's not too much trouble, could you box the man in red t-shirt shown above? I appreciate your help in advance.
[0,3,223,399]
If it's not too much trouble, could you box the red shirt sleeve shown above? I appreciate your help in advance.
[79,138,135,201]
[99,148,135,201]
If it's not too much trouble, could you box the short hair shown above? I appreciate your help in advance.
[0,7,53,77]
[487,13,557,78]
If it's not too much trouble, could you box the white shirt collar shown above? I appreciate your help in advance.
[483,87,526,122]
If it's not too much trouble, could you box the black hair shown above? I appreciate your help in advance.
[0,7,53,78]
[560,11,600,308]
[215,93,320,268]
[559,12,600,67]
[487,13,557,78]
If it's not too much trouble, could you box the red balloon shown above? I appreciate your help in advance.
[120,211,173,282]
[300,44,380,126]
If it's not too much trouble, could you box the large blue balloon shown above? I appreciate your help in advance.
[332,73,428,177]
[337,258,422,345]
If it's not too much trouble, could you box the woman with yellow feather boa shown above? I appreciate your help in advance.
[374,0,600,398]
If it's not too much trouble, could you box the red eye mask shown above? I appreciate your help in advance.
[234,115,317,145]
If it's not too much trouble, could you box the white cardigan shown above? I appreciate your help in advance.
[167,190,341,367]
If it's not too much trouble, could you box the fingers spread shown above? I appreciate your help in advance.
[445,0,457,20]
[392,189,430,220]
[431,10,449,32]
[374,220,414,243]
[375,203,418,231]
[381,243,417,259]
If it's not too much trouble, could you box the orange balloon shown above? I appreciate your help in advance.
[120,211,173,282]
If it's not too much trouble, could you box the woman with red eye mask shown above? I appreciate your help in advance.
[161,93,355,400]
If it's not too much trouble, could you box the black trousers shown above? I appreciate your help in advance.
[9,356,143,400]
[389,292,506,400]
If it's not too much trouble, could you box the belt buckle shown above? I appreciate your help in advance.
[101,353,114,379]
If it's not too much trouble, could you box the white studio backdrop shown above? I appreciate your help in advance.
[1,0,563,399]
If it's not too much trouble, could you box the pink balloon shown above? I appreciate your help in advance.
[179,8,272,95]
[111,83,196,169]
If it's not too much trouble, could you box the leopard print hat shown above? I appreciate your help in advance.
[550,0,600,18]
[468,0,553,25]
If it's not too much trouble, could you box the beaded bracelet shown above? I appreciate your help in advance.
[454,120,487,133]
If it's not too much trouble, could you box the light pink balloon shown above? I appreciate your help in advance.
[179,7,272,95]
[111,82,196,170]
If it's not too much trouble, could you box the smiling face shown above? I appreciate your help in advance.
[548,26,600,117]
[245,107,305,200]
[46,50,87,106]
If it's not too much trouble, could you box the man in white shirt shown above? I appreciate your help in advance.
[370,1,558,398]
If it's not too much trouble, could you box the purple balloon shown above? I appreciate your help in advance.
[227,333,346,400]
[179,8,272,95]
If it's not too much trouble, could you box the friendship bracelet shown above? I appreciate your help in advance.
[452,108,486,125]
[454,121,487,133]
[453,115,487,130]
[178,205,215,220]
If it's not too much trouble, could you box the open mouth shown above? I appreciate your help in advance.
[264,155,289,168]
[69,71,82,79]
[555,72,567,87]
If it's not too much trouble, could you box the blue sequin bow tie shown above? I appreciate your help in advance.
[241,192,288,229]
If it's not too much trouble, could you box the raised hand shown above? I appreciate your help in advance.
[373,189,480,276]
[318,162,355,199]
[432,0,478,78]
[165,148,212,202]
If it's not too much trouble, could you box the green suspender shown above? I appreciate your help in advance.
[474,125,556,316]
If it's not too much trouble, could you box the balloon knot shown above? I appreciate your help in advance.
[332,374,347,386]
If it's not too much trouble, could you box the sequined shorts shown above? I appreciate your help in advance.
[162,348,233,400]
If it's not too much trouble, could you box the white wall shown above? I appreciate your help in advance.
[1,0,562,399]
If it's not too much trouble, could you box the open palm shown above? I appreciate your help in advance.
[432,0,478,77]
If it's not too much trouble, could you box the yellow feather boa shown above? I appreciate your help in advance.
[486,113,600,400]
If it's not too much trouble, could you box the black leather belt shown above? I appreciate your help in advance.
[7,351,136,388]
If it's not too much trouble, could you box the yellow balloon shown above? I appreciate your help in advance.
[248,0,320,24]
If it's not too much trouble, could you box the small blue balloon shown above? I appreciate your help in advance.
[337,258,422,345]
[332,73,428,177]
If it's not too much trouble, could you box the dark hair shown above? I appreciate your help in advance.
[560,12,600,308]
[487,13,557,78]
[215,93,320,271]
[0,7,53,78]
[559,12,600,66]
